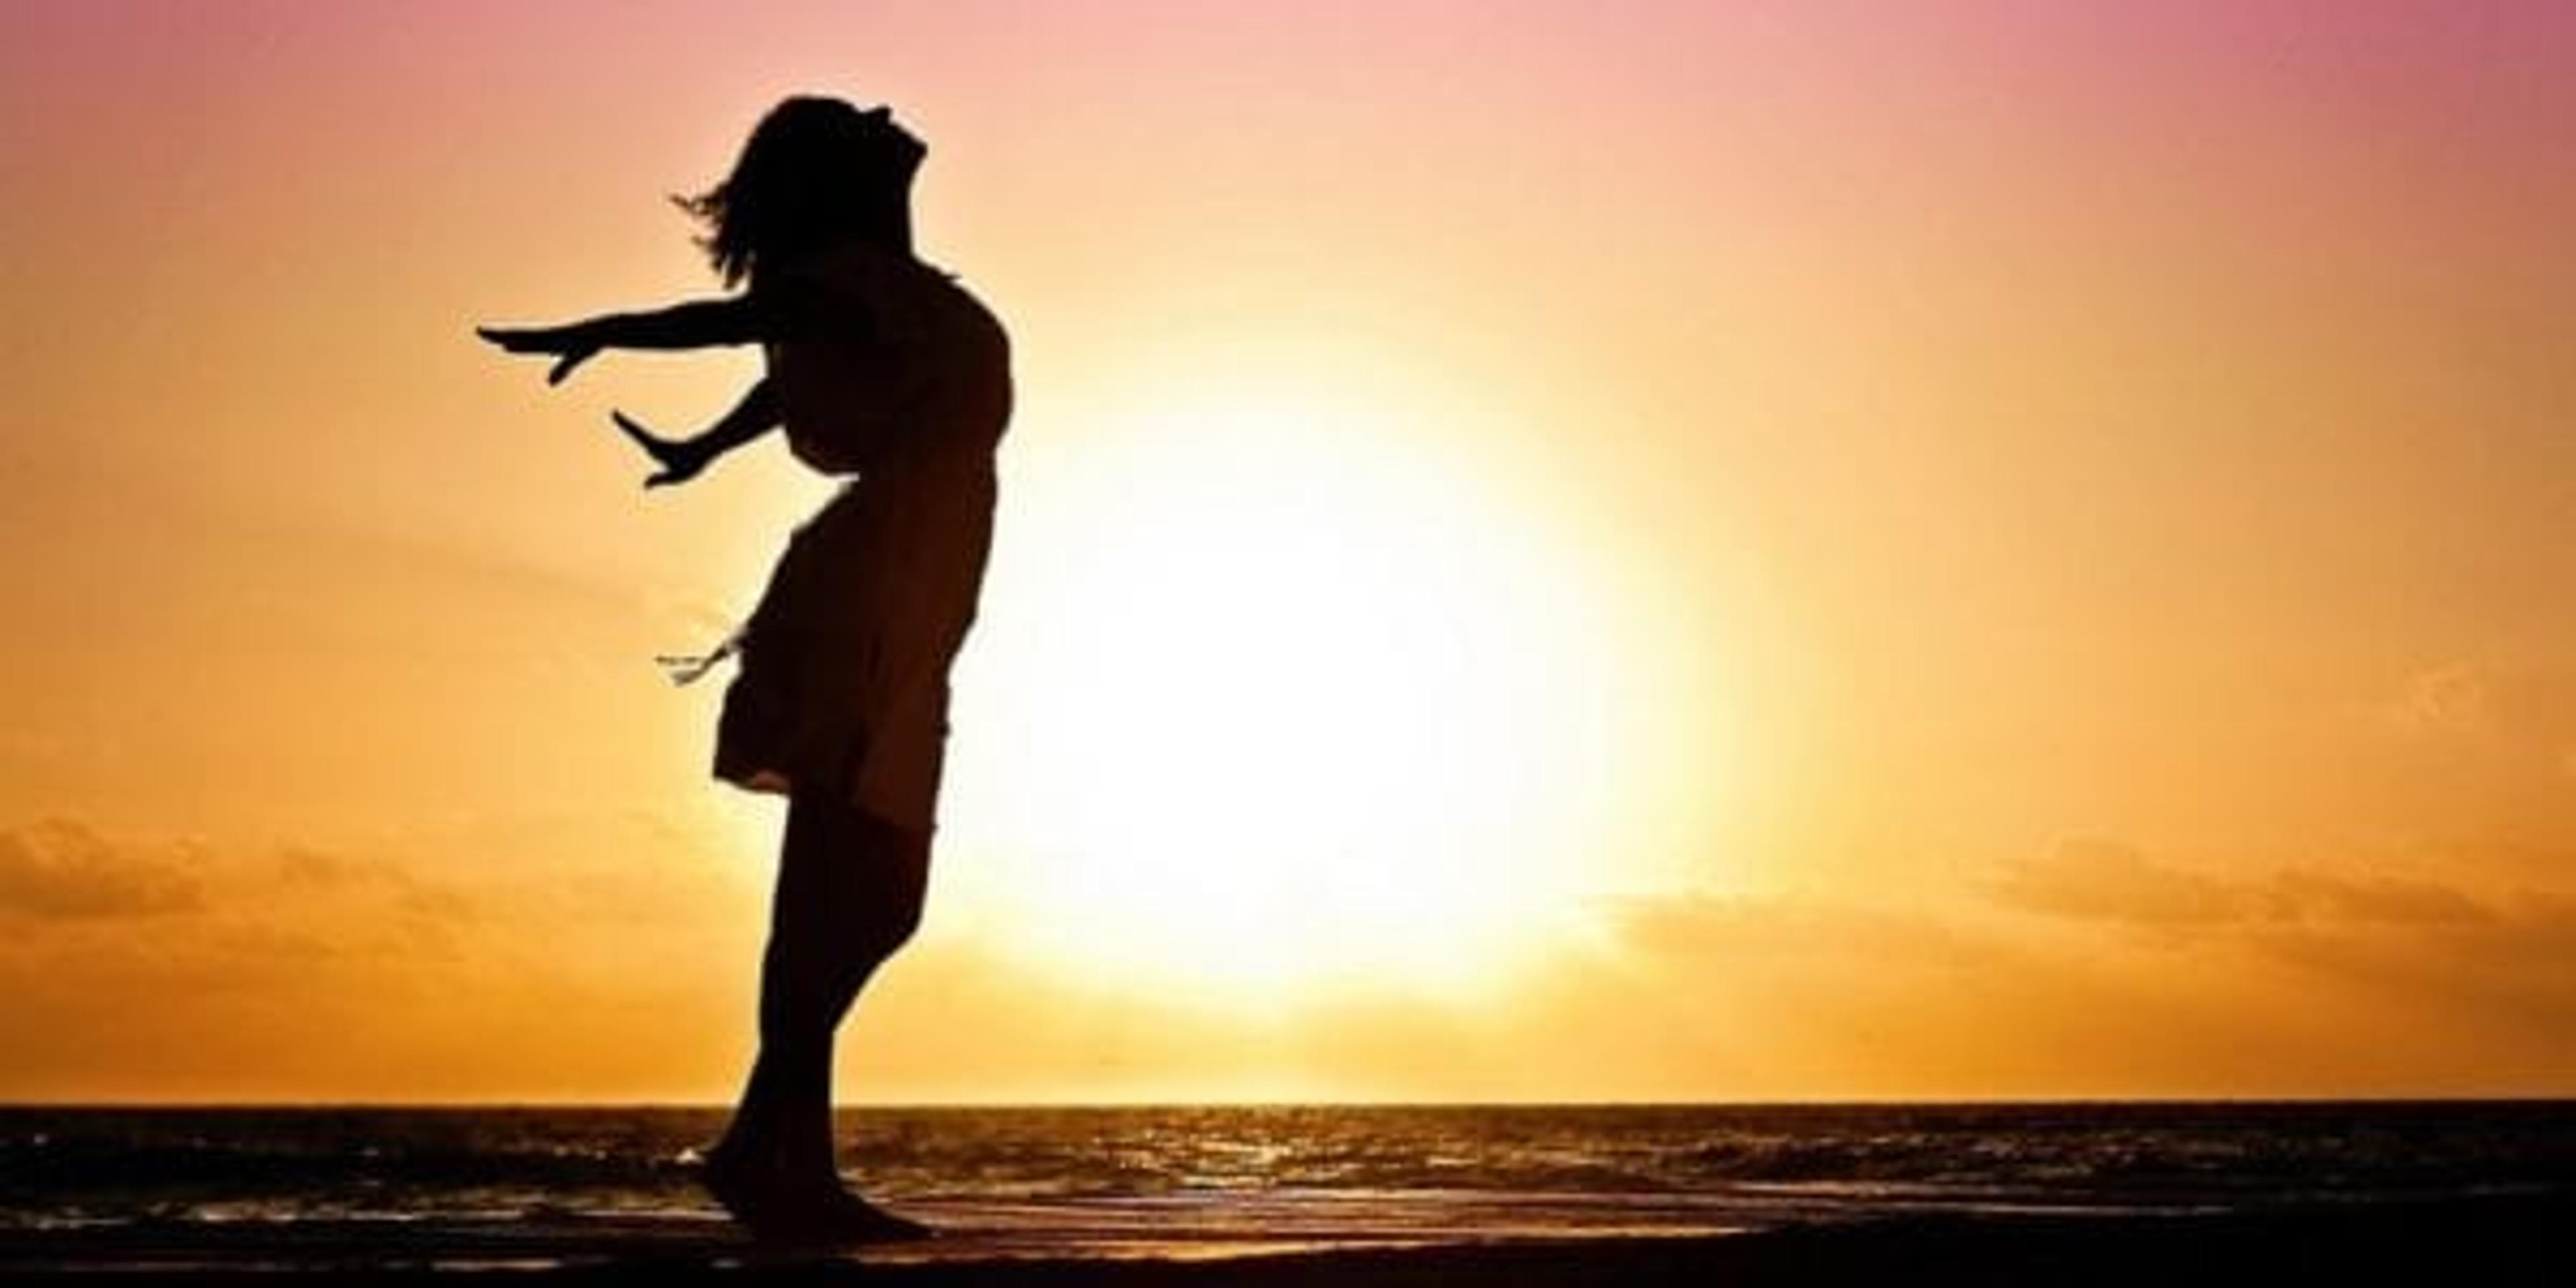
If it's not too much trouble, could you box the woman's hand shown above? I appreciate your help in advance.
[612,411,718,488]
[476,323,602,386]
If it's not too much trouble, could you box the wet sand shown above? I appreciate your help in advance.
[3,1192,2564,1285]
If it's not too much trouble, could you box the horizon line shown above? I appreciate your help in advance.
[5,1093,2571,1111]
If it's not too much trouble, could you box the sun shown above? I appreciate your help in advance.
[942,389,1647,1004]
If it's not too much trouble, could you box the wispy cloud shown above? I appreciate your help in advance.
[1990,836,2534,934]
[1991,838,2263,927]
[0,819,202,919]
[2383,661,2494,735]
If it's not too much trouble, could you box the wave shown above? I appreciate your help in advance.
[5,1103,2570,1230]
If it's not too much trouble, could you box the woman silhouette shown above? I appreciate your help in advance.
[480,97,1009,1243]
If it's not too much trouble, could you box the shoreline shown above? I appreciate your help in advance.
[3,1192,2564,1285]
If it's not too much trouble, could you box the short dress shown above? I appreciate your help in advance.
[711,244,1012,837]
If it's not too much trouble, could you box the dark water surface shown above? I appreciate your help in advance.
[4,1103,2570,1263]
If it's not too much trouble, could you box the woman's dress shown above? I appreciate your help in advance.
[712,244,1010,837]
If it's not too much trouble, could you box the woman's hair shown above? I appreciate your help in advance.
[678,96,927,286]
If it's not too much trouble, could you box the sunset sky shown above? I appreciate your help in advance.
[3,1,2573,1102]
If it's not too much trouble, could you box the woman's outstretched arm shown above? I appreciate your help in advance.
[479,297,767,384]
[612,380,782,488]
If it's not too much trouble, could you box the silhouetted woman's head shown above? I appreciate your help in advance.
[681,96,926,286]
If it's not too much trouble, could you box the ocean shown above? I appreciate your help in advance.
[3,1102,2571,1269]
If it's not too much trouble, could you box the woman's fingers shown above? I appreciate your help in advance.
[478,325,594,386]
[614,412,702,488]
[643,458,704,489]
[610,410,663,449]
[476,325,592,382]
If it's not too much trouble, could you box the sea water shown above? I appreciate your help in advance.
[3,1103,2570,1263]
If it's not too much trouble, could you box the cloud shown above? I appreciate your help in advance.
[1585,861,2576,1097]
[5,809,2571,1102]
[0,818,203,918]
[1564,885,2344,1097]
[265,843,478,936]
[1990,837,2265,927]
[1972,835,2576,1077]
[2270,869,2496,928]
[2377,660,2576,781]
[1605,890,1972,964]
[0,818,511,967]
[0,810,759,1100]
[1994,839,2519,933]
[2385,661,2493,735]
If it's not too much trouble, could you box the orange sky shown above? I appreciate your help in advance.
[3,1,2573,1102]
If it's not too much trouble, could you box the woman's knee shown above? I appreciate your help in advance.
[855,900,922,966]
[804,801,928,961]
[853,825,930,959]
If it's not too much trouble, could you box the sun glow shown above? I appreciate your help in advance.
[948,390,1642,1002]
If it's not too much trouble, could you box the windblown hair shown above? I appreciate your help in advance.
[678,96,926,286]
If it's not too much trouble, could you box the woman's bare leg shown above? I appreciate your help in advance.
[707,792,928,1239]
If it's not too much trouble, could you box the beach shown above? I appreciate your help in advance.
[1,1193,2567,1285]
[3,1104,2569,1283]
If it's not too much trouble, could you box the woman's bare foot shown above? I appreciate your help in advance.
[699,1140,777,1233]
[702,1142,930,1245]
